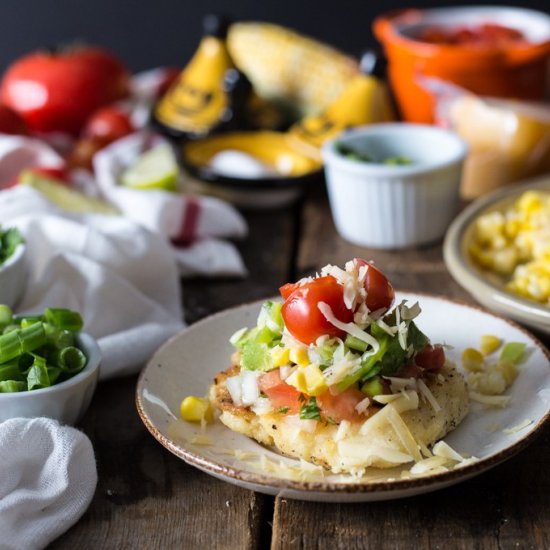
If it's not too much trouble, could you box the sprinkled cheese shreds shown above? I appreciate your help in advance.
[503,419,533,434]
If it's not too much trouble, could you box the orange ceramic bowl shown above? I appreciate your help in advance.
[374,6,550,123]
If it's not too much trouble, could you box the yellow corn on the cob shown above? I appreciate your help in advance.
[228,22,359,116]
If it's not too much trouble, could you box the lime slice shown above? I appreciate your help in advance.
[20,171,118,215]
[120,144,179,191]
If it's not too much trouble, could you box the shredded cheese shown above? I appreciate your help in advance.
[469,391,511,408]
[417,379,442,412]
[317,302,380,353]
[503,419,533,434]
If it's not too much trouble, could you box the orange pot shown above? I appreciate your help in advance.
[374,6,550,123]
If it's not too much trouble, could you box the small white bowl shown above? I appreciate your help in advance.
[321,124,467,249]
[0,243,28,308]
[0,333,101,425]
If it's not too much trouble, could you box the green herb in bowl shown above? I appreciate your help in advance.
[0,305,88,393]
[335,142,412,165]
[0,227,24,266]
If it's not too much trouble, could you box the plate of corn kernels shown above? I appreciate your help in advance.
[444,175,550,335]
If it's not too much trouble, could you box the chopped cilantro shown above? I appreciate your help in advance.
[278,407,290,414]
[299,396,321,421]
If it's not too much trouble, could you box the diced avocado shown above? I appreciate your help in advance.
[499,342,527,366]
[361,376,387,397]
[241,341,273,371]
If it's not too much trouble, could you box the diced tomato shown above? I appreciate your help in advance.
[414,344,446,371]
[259,370,302,414]
[355,259,395,312]
[317,387,367,423]
[396,363,424,379]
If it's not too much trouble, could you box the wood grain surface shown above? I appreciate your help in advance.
[51,187,550,550]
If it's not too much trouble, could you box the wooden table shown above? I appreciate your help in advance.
[51,185,550,549]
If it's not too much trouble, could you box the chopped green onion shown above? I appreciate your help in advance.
[0,323,46,363]
[27,357,50,390]
[44,308,83,331]
[0,305,13,329]
[51,346,87,373]
[0,306,87,392]
[0,380,26,393]
[345,334,368,353]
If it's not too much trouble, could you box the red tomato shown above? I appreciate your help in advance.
[82,107,134,144]
[414,344,446,371]
[355,258,395,312]
[0,46,130,135]
[279,281,300,301]
[0,104,28,135]
[317,387,367,423]
[258,370,302,414]
[281,276,353,345]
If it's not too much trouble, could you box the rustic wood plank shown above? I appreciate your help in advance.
[296,190,470,302]
[50,375,269,549]
[182,204,300,324]
[271,423,550,550]
[52,205,298,548]
[272,189,550,549]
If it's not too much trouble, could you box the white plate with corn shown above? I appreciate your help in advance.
[444,174,550,336]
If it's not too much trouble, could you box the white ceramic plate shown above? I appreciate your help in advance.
[444,175,550,335]
[136,293,550,502]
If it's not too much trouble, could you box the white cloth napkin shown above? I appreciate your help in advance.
[93,131,248,277]
[0,417,97,550]
[1,184,185,379]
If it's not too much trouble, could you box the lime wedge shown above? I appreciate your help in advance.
[20,171,118,215]
[120,144,179,191]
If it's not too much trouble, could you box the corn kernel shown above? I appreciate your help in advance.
[286,364,327,396]
[289,347,310,367]
[461,348,484,372]
[496,362,519,387]
[517,191,543,214]
[180,396,213,423]
[271,346,290,367]
[480,335,501,356]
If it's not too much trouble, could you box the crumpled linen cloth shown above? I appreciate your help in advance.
[1,184,185,379]
[0,417,97,550]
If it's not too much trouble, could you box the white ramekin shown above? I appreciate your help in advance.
[321,124,467,249]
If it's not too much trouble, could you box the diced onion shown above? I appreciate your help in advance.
[318,302,380,353]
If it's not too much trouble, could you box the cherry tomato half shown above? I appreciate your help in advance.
[414,344,446,371]
[355,258,395,312]
[281,275,353,345]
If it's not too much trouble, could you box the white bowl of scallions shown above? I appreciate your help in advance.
[0,227,28,309]
[0,306,100,425]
